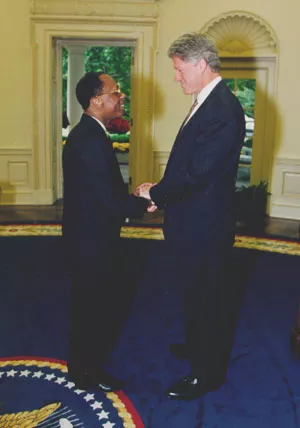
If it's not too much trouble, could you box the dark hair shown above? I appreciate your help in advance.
[75,71,104,110]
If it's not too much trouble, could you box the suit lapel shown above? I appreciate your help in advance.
[166,81,225,173]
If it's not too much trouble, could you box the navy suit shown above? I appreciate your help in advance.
[150,80,245,381]
[62,114,148,378]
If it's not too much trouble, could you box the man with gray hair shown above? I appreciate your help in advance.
[137,32,245,400]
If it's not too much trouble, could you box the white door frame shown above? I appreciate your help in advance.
[54,39,136,200]
[32,17,157,203]
[221,58,277,186]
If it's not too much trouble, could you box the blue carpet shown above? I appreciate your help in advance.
[0,237,300,427]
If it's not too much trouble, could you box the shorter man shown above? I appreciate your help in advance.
[62,72,149,391]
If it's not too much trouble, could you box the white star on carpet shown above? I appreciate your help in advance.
[32,371,44,378]
[102,422,115,428]
[84,393,95,402]
[90,401,103,410]
[55,376,66,384]
[97,410,109,420]
[45,373,56,381]
[0,372,4,378]
[20,370,31,377]
[7,369,18,377]
[74,388,85,395]
[65,381,75,389]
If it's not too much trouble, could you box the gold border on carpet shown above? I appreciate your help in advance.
[0,224,300,256]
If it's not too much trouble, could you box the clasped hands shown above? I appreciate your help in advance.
[135,182,157,212]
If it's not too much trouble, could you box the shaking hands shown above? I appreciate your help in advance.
[135,182,157,213]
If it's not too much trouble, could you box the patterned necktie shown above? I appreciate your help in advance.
[182,98,198,127]
[170,98,199,157]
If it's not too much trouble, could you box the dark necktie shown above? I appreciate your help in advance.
[182,98,198,127]
[169,98,199,159]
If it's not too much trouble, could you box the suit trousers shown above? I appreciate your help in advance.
[163,236,239,382]
[67,236,125,377]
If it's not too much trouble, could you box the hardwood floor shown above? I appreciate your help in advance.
[0,202,299,241]
[0,203,64,224]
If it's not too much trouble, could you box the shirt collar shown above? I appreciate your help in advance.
[196,75,222,107]
[91,115,108,134]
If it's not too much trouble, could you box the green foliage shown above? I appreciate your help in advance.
[236,87,256,117]
[244,138,252,148]
[107,133,130,143]
[85,46,132,118]
[62,46,132,117]
[62,47,69,114]
[223,78,256,118]
[224,78,234,91]
[237,78,256,92]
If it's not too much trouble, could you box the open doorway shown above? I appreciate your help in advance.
[56,39,136,201]
[221,59,276,188]
[33,19,156,205]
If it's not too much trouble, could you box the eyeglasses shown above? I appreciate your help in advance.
[98,84,123,98]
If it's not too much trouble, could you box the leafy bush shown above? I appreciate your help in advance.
[108,133,130,143]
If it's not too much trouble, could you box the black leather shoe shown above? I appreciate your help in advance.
[166,375,225,400]
[68,371,94,390]
[169,343,189,359]
[69,370,124,392]
[97,372,125,392]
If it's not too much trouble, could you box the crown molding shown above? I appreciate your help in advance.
[30,0,159,19]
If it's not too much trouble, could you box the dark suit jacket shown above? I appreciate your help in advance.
[150,80,245,245]
[62,114,148,260]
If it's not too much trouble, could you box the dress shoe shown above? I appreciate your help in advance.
[97,371,125,392]
[69,370,125,392]
[68,371,93,390]
[169,343,189,359]
[166,375,225,400]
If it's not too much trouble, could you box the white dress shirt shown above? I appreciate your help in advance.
[186,75,222,124]
[91,115,108,134]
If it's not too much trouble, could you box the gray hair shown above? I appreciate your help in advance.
[167,32,221,72]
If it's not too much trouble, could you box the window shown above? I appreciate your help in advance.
[224,78,256,187]
[221,62,274,188]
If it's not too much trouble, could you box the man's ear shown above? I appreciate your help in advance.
[91,97,101,108]
[198,58,208,72]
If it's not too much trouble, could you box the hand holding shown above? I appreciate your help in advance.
[147,201,157,213]
[135,182,154,200]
